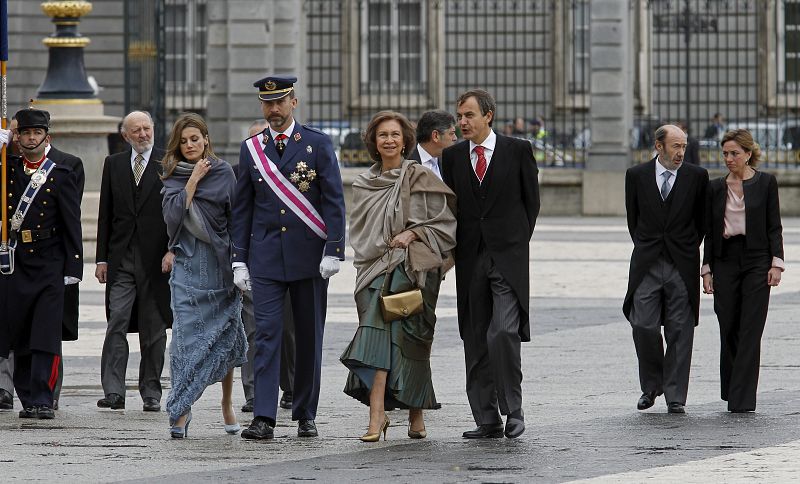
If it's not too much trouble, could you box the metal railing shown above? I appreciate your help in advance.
[124,0,207,147]
[305,0,590,168]
[642,0,800,168]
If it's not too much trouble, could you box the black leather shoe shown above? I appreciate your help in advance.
[462,424,504,439]
[637,391,658,410]
[298,419,318,437]
[505,417,525,439]
[241,417,274,440]
[667,402,686,414]
[97,393,125,410]
[279,391,293,410]
[0,389,12,410]
[142,397,161,412]
[34,405,55,419]
[19,407,35,418]
[241,399,254,413]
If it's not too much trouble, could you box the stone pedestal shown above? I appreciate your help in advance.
[32,1,120,190]
[584,0,633,215]
[33,99,119,191]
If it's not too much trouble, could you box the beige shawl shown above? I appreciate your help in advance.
[350,160,457,295]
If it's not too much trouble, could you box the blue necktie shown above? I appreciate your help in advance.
[660,171,673,200]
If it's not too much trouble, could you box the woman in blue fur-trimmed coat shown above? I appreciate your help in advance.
[161,113,247,438]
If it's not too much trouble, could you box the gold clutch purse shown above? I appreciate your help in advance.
[379,260,423,321]
[380,288,423,321]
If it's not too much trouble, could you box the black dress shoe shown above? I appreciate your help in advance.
[142,397,161,412]
[34,405,55,419]
[637,391,658,410]
[97,393,125,410]
[19,407,35,418]
[505,417,525,439]
[279,391,293,410]
[241,417,274,440]
[0,389,12,410]
[462,424,504,439]
[298,419,318,437]
[667,402,686,414]
[241,399,254,413]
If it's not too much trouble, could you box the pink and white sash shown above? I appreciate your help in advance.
[245,136,328,240]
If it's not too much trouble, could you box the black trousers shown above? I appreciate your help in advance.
[463,248,523,426]
[712,236,772,411]
[13,350,60,409]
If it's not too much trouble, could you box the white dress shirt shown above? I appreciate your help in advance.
[268,119,296,145]
[416,143,442,180]
[655,157,679,197]
[131,146,154,172]
[469,130,497,179]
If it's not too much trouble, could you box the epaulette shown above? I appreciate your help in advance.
[302,124,326,136]
[244,128,267,142]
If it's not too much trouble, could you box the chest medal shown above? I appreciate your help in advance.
[289,161,316,192]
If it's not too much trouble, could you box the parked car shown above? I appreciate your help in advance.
[726,118,800,150]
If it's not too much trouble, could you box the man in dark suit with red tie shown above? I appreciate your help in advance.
[442,89,540,439]
[94,111,172,412]
[624,124,708,414]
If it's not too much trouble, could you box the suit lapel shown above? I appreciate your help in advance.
[453,141,479,210]
[481,135,511,213]
[135,157,160,212]
[259,130,283,167]
[666,164,690,222]
[117,149,136,212]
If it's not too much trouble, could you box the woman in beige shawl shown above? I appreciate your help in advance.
[341,111,456,442]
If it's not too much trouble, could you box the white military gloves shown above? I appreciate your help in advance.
[319,256,340,279]
[0,128,9,146]
[232,263,252,291]
[64,276,80,285]
[232,256,339,288]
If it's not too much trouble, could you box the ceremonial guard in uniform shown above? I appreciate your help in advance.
[0,108,83,419]
[232,76,346,439]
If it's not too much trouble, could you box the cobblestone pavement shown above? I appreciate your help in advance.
[2,217,800,483]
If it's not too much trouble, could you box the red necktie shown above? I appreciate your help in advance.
[474,145,487,182]
[275,133,288,158]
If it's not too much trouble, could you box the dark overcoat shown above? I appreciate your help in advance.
[0,157,83,356]
[48,146,84,341]
[95,148,172,331]
[623,157,708,325]
[441,134,540,342]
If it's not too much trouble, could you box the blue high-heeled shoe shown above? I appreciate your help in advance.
[170,410,192,439]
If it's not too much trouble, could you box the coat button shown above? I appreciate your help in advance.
[75,255,80,259]
[43,201,47,205]
[258,178,263,182]
[28,249,34,253]
[7,205,11,210]
[336,248,340,252]
[280,209,286,215]
[281,227,287,232]
[40,212,44,216]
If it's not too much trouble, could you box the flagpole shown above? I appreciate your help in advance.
[1,0,9,250]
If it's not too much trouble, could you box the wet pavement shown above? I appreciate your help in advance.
[3,216,800,483]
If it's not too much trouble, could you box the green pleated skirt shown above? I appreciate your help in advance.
[340,265,442,410]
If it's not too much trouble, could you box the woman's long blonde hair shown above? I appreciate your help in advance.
[161,112,217,179]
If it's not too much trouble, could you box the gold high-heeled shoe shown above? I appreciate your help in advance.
[360,415,390,442]
[407,424,427,439]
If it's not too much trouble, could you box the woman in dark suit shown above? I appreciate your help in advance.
[701,129,784,413]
